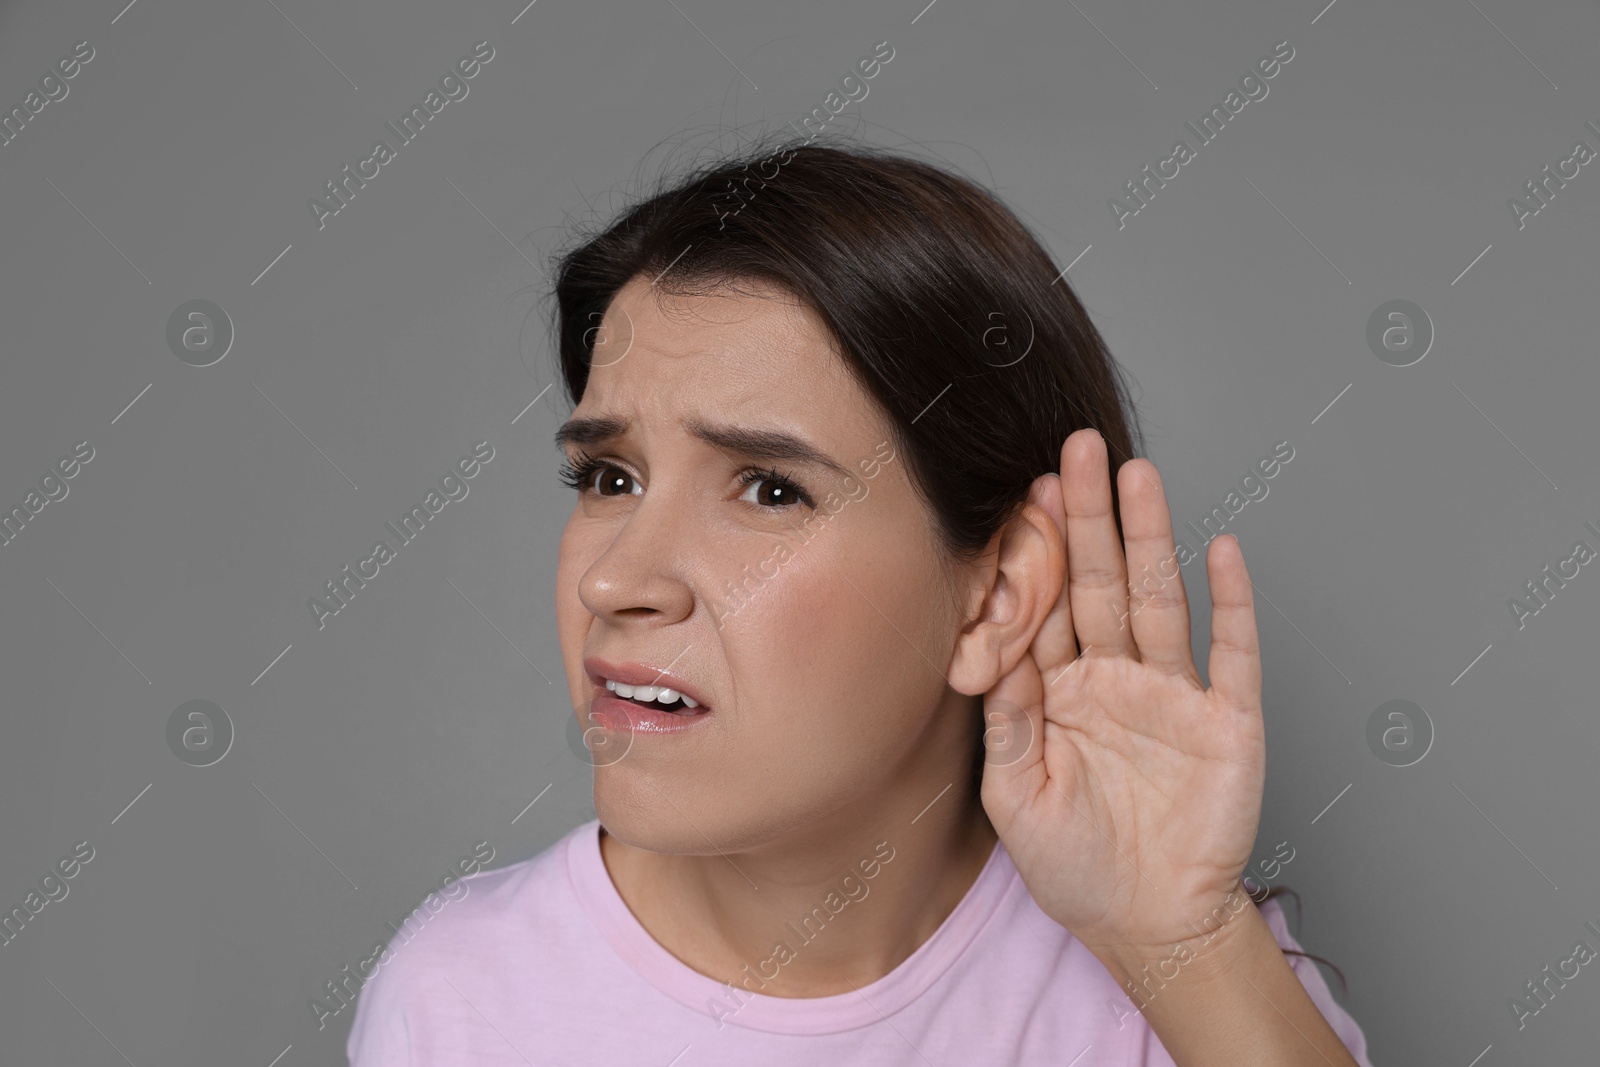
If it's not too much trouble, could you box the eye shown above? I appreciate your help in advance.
[558,452,814,510]
[737,467,814,510]
[557,452,640,497]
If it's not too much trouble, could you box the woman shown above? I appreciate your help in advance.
[347,138,1374,1065]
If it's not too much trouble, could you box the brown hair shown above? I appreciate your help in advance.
[546,132,1342,989]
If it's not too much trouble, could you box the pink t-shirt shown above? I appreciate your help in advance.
[347,819,1374,1065]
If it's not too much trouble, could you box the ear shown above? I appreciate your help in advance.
[946,476,1066,697]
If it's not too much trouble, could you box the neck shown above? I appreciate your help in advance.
[599,786,998,998]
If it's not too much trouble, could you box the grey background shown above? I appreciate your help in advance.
[1,0,1596,1063]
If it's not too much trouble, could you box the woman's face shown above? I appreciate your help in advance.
[555,274,975,854]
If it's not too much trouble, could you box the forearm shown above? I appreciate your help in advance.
[1094,889,1359,1067]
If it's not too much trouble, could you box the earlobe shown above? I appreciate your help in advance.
[945,495,1065,696]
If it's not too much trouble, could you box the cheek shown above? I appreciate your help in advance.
[722,513,945,771]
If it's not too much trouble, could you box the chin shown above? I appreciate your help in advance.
[594,771,784,856]
[593,773,716,855]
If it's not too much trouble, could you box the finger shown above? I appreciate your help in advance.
[1204,534,1262,713]
[1060,428,1137,657]
[1116,458,1199,682]
[1025,473,1080,678]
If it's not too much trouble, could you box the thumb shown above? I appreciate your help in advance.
[979,647,1047,825]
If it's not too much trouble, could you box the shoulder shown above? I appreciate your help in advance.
[377,822,588,975]
[345,821,595,1061]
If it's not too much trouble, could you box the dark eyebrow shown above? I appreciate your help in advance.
[554,415,854,480]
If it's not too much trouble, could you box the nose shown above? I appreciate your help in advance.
[575,492,697,626]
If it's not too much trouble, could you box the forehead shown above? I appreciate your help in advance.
[577,275,877,435]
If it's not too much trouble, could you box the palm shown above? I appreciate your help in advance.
[980,429,1266,957]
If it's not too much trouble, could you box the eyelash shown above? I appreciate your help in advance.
[557,449,816,510]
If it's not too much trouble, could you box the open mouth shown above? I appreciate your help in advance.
[614,691,698,715]
[583,659,713,731]
[600,679,709,717]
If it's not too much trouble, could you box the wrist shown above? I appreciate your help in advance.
[1090,880,1264,990]
[1085,892,1360,1065]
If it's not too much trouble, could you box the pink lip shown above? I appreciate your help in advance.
[581,655,713,736]
[586,691,711,734]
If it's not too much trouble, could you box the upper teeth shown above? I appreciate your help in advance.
[604,678,699,709]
